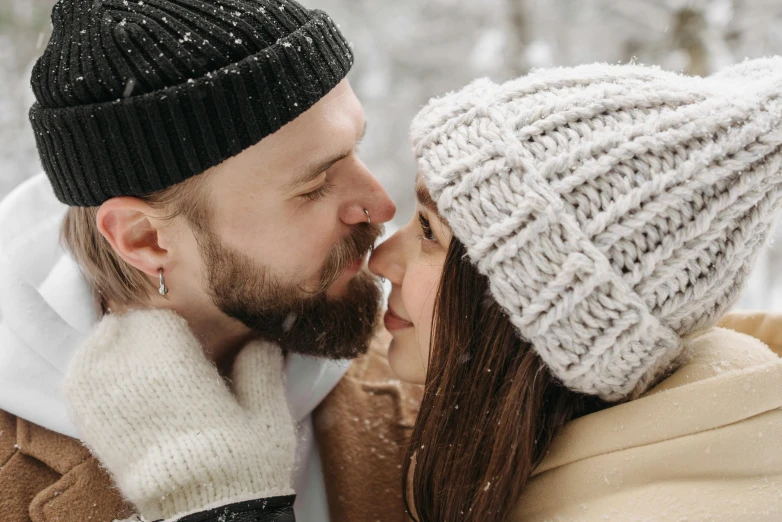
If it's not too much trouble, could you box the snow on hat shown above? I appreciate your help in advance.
[29,0,353,206]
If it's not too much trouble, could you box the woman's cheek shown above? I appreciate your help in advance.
[409,262,443,367]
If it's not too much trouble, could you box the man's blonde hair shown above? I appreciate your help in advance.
[60,174,211,308]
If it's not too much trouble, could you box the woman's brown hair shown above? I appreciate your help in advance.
[403,239,608,521]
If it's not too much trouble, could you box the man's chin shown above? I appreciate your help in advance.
[278,269,383,360]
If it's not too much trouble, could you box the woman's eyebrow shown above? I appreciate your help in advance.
[415,176,438,214]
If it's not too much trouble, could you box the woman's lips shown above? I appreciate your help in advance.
[384,306,414,331]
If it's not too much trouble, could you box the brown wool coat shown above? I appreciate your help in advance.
[314,329,423,522]
[0,329,422,522]
[0,411,134,522]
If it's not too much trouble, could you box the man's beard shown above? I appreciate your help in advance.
[194,222,384,360]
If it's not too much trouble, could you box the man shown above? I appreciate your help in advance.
[0,0,421,520]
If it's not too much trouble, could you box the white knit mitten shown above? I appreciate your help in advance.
[63,309,296,521]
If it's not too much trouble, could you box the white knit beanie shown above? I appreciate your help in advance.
[411,57,782,401]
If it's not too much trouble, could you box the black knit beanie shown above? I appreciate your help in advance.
[29,0,354,206]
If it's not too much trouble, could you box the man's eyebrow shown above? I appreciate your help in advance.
[415,175,439,215]
[286,122,368,191]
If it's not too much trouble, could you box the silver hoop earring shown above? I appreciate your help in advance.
[381,277,387,283]
[158,268,168,296]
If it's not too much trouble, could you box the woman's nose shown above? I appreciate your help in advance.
[368,230,405,285]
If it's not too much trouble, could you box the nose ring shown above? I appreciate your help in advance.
[364,209,375,252]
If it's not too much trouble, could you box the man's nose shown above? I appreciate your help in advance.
[340,159,396,226]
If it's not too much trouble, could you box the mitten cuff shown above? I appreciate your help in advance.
[162,495,296,522]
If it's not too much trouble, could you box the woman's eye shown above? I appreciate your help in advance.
[418,212,437,243]
[302,180,333,202]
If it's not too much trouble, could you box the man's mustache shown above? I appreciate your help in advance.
[315,222,384,293]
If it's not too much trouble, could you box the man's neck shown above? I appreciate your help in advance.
[104,297,254,375]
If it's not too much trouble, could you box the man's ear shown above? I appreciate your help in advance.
[96,197,170,277]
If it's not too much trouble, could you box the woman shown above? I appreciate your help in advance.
[368,57,782,521]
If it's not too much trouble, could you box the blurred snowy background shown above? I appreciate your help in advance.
[1,0,780,310]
